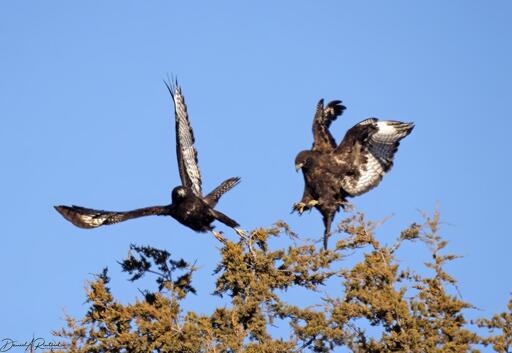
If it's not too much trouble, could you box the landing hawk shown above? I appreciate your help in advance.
[293,99,414,249]
[55,80,242,241]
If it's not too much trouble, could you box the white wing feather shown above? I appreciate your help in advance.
[342,120,413,196]
[167,80,203,196]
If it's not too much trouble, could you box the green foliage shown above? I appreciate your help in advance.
[51,211,512,352]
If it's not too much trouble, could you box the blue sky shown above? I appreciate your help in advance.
[1,1,511,349]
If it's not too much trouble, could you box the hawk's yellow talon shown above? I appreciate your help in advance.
[293,200,319,215]
[293,202,306,214]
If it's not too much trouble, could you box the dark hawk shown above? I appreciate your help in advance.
[293,99,414,249]
[55,80,242,241]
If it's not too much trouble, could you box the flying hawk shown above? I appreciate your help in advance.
[293,99,414,249]
[55,80,242,241]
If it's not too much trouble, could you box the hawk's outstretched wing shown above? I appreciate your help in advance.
[165,79,203,197]
[335,119,414,196]
[54,205,170,229]
[312,99,346,153]
[204,177,241,207]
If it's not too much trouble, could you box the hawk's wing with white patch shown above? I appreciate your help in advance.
[54,205,170,229]
[165,79,203,196]
[335,119,414,196]
[312,99,346,153]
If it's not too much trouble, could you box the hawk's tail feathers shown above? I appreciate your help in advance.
[209,208,240,229]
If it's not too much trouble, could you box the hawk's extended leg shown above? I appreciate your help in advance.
[211,230,226,243]
[292,199,319,214]
[293,187,318,214]
[336,200,352,211]
[234,228,247,239]
[306,199,319,208]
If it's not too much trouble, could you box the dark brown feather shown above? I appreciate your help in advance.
[207,208,240,228]
[54,205,171,229]
[204,177,241,207]
[312,99,346,153]
[55,80,241,236]
[295,100,413,249]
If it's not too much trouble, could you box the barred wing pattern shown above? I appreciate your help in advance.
[204,177,241,207]
[312,99,346,152]
[54,205,170,229]
[54,79,243,235]
[338,119,414,196]
[165,79,203,197]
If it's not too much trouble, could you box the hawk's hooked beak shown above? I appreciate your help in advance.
[295,163,303,172]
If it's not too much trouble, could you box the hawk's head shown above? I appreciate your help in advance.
[171,186,189,203]
[295,150,314,172]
